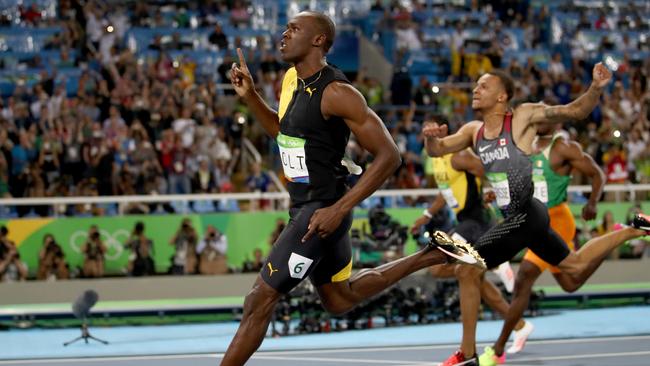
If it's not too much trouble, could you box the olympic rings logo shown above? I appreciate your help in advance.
[68,229,130,261]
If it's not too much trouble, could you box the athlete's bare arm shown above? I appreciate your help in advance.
[301,82,401,241]
[411,193,446,234]
[451,149,484,178]
[423,122,481,157]
[230,48,280,138]
[557,140,605,220]
[521,63,612,126]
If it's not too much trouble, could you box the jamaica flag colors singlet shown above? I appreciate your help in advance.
[277,65,351,205]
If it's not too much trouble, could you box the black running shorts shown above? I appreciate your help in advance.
[261,201,353,293]
[450,215,494,245]
[476,198,571,269]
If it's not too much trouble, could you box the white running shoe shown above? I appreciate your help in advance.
[507,320,534,354]
[492,262,515,293]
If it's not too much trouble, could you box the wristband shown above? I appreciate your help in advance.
[422,209,433,219]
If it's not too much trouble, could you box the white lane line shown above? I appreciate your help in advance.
[253,334,650,355]
[514,350,650,362]
[253,355,423,364]
[0,354,221,364]
[1,334,649,364]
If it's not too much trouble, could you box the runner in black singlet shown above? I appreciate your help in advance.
[222,11,483,366]
[423,66,650,366]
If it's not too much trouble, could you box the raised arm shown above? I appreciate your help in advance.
[423,121,480,157]
[302,82,401,241]
[523,63,612,125]
[562,140,605,220]
[230,48,280,138]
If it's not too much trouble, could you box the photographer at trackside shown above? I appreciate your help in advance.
[124,221,155,276]
[0,226,28,282]
[197,225,228,275]
[37,233,69,280]
[169,218,198,275]
[81,225,107,278]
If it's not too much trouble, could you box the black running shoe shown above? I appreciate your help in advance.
[428,231,487,269]
[632,213,650,234]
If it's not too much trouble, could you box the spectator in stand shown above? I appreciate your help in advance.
[451,22,466,51]
[208,23,229,50]
[413,76,435,115]
[167,134,192,194]
[594,11,610,30]
[0,152,9,199]
[230,0,250,28]
[391,66,413,106]
[603,144,629,184]
[168,32,193,51]
[370,0,384,11]
[394,10,422,51]
[19,4,42,25]
[37,234,69,280]
[627,129,646,182]
[22,163,48,217]
[217,53,237,95]
[245,162,271,210]
[192,157,218,193]
[548,53,566,82]
[11,131,37,184]
[81,225,107,278]
[197,225,228,275]
[577,13,591,30]
[38,131,61,187]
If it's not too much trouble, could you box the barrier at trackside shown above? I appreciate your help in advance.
[2,201,648,277]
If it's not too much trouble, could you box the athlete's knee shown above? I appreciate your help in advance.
[555,274,581,293]
[321,298,354,316]
[318,281,358,316]
[454,264,484,282]
[559,281,580,293]
[242,279,281,320]
[556,252,585,277]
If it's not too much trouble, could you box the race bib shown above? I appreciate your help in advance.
[439,183,459,209]
[486,172,511,208]
[288,252,313,279]
[532,174,549,203]
[277,133,309,183]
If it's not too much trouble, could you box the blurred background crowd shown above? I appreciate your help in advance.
[0,0,649,280]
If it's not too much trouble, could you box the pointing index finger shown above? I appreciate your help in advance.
[236,48,248,71]
[302,225,316,243]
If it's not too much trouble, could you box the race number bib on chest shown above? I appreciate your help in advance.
[277,133,309,183]
[532,174,549,203]
[439,183,459,209]
[486,172,511,207]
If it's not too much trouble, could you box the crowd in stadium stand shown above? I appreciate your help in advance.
[0,1,648,222]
